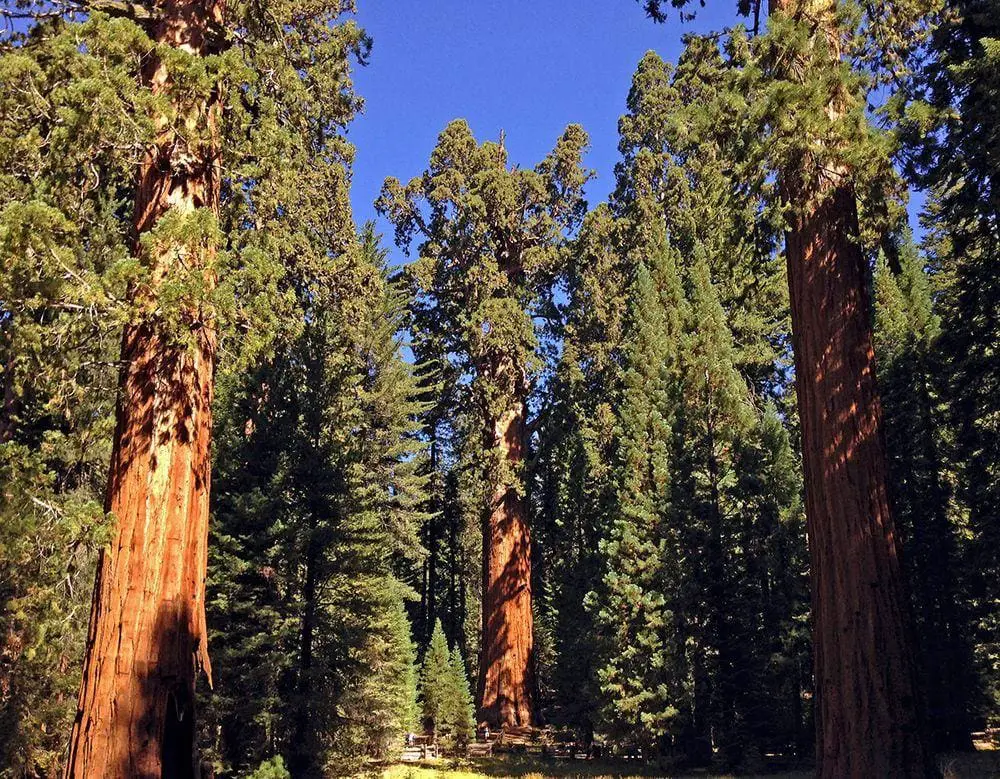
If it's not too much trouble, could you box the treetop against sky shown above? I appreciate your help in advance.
[348,0,925,261]
[348,0,726,248]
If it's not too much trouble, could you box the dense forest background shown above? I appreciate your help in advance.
[1,0,998,776]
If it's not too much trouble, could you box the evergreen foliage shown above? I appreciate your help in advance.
[247,756,293,779]
[1,0,374,771]
[419,620,453,737]
[532,204,627,735]
[418,620,474,746]
[446,645,477,746]
[204,229,427,775]
[377,118,590,505]
[2,0,998,773]
[559,37,808,768]
[897,0,1000,724]
[873,238,982,748]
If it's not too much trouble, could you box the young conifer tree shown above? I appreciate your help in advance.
[446,646,476,746]
[420,620,454,737]
[532,204,628,738]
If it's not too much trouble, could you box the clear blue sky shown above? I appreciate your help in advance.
[347,1,734,257]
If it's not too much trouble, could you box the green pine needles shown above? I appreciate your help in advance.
[419,620,475,747]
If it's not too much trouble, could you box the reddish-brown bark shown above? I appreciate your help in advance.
[771,2,930,775]
[477,384,536,728]
[65,0,222,775]
[785,182,928,778]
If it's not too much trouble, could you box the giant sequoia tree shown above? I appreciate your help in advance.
[761,2,928,773]
[378,120,589,727]
[637,0,930,773]
[63,0,226,770]
[1,0,368,773]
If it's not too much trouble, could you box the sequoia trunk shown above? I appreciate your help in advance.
[65,0,222,775]
[785,183,927,777]
[772,2,928,775]
[477,384,535,728]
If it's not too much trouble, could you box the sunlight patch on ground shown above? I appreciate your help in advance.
[381,757,813,779]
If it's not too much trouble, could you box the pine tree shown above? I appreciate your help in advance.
[758,4,928,770]
[204,229,428,775]
[874,239,981,748]
[64,0,227,765]
[896,0,1000,727]
[638,1,933,771]
[446,646,476,747]
[532,204,628,737]
[334,588,420,761]
[588,233,687,752]
[579,38,810,767]
[419,620,453,737]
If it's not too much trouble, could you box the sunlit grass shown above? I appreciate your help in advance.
[381,756,812,779]
[381,750,1000,779]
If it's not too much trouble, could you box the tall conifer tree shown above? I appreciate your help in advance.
[378,120,590,727]
[636,2,931,771]
[1,0,371,771]
[533,204,628,736]
[897,0,1000,724]
[205,229,426,774]
[873,239,980,749]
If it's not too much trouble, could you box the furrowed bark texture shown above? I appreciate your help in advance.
[65,0,222,775]
[772,1,929,775]
[785,184,927,777]
[477,383,536,728]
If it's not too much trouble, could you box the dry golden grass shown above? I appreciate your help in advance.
[381,751,1000,779]
[381,756,813,779]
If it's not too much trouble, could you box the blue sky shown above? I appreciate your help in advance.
[347,1,734,259]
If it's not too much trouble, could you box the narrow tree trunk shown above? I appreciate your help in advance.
[704,402,738,766]
[421,436,439,643]
[448,502,459,640]
[477,385,535,728]
[290,535,319,775]
[0,355,15,444]
[687,645,713,765]
[65,0,222,774]
[427,505,438,637]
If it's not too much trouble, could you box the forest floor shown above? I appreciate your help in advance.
[382,751,1000,779]
[382,756,812,779]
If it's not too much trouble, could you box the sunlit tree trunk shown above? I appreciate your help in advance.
[65,0,222,774]
[771,0,929,774]
[477,377,535,728]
